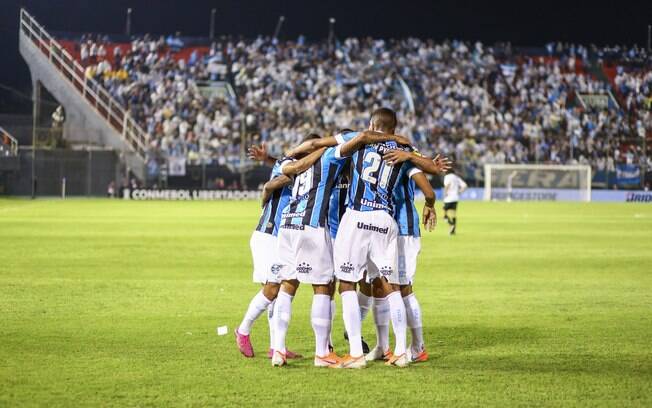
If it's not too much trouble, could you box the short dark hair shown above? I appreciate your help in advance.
[370,108,397,132]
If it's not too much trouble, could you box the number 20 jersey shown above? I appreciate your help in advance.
[335,131,419,217]
[280,147,348,229]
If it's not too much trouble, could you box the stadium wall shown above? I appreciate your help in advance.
[428,187,652,203]
[3,148,118,196]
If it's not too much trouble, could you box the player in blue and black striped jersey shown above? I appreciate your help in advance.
[373,147,450,363]
[268,142,350,367]
[234,139,324,361]
[330,108,425,368]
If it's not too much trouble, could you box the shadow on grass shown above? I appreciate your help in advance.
[423,325,652,376]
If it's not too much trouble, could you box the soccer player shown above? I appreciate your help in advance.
[443,168,467,235]
[234,146,303,359]
[332,108,422,368]
[270,144,344,367]
[272,130,409,367]
[365,149,451,363]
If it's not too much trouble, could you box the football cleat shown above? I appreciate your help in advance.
[407,347,429,363]
[329,354,366,369]
[385,353,409,368]
[235,329,254,358]
[365,345,393,362]
[271,350,287,367]
[314,352,342,367]
[267,348,303,359]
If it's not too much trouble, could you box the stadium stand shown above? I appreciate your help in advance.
[59,35,651,172]
[19,10,652,188]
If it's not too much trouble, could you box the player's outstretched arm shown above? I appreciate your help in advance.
[413,172,437,231]
[248,144,277,167]
[384,150,452,175]
[338,131,411,157]
[261,174,292,206]
[281,147,327,176]
[285,137,338,158]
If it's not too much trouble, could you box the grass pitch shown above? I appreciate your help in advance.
[0,198,651,407]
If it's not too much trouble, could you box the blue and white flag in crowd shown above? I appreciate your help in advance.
[616,164,640,185]
[500,64,517,83]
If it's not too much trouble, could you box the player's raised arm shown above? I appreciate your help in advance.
[261,174,292,206]
[281,147,327,176]
[384,150,452,175]
[248,144,277,167]
[412,172,437,231]
[285,137,338,158]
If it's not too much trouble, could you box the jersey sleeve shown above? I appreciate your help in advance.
[335,131,358,145]
[326,146,348,163]
[274,157,294,177]
[404,161,422,179]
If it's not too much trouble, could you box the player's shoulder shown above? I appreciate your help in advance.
[272,156,294,173]
[335,130,359,144]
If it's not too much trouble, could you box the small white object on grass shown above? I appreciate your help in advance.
[217,325,228,336]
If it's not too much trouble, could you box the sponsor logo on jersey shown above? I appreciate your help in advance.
[335,183,350,189]
[356,222,389,234]
[282,211,306,218]
[296,262,312,274]
[280,224,305,230]
[360,198,389,210]
[339,262,354,274]
[372,143,410,155]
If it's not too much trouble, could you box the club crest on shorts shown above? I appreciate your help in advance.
[270,264,282,275]
[379,266,393,276]
[296,262,312,274]
[339,262,354,274]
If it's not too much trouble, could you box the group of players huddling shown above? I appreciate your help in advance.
[234,108,452,368]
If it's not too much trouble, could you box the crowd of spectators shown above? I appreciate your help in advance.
[74,34,652,181]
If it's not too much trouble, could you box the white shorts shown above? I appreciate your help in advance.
[333,209,399,284]
[277,225,334,285]
[250,231,283,284]
[397,235,421,285]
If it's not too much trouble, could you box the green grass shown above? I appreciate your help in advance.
[1,198,651,407]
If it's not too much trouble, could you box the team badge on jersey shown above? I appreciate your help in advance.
[339,262,354,274]
[296,262,313,274]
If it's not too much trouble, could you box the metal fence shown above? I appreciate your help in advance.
[3,148,119,196]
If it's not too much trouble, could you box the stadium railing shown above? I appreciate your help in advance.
[18,9,148,160]
[0,126,18,156]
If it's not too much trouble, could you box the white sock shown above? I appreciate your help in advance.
[267,299,276,350]
[311,294,332,357]
[373,296,390,351]
[387,291,407,356]
[358,292,373,323]
[341,290,363,357]
[273,291,294,354]
[329,299,336,347]
[238,290,272,335]
[404,293,424,353]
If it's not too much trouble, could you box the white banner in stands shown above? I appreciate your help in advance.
[123,189,261,200]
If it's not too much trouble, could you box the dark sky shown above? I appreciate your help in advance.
[0,0,649,113]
